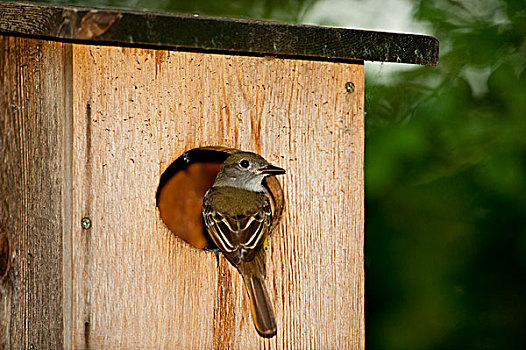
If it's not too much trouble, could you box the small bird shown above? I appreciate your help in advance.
[202,151,285,337]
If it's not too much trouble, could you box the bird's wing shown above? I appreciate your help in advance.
[203,195,272,258]
[202,205,236,253]
[236,200,272,251]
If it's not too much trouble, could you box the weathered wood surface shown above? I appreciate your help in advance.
[0,35,364,348]
[0,1,439,65]
[71,45,364,348]
[0,36,72,349]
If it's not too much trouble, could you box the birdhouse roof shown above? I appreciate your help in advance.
[0,1,438,65]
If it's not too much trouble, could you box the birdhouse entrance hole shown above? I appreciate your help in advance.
[156,147,284,249]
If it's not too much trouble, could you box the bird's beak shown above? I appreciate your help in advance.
[257,164,286,175]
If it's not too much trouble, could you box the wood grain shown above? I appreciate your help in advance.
[0,36,72,349]
[71,45,364,348]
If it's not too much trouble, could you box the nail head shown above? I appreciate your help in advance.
[81,217,92,230]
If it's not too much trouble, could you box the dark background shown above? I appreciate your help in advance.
[45,0,526,348]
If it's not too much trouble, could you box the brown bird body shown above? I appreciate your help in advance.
[202,152,285,337]
[203,186,271,264]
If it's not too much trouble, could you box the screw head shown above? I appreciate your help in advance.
[345,81,355,93]
[81,217,92,230]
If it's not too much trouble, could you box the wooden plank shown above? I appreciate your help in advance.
[71,45,364,348]
[0,36,72,349]
[0,1,439,65]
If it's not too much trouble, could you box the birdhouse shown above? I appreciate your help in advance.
[0,2,438,348]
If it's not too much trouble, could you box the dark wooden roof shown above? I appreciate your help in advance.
[0,1,439,65]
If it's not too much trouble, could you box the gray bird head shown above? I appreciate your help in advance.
[213,152,286,192]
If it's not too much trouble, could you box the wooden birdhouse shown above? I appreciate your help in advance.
[0,2,438,348]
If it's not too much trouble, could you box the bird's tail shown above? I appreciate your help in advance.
[238,251,276,337]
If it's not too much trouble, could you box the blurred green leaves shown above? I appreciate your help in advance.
[49,0,315,22]
[366,0,526,348]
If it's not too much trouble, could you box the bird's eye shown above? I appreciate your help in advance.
[240,159,250,168]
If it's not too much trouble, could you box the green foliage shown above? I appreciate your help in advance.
[366,0,526,348]
[49,0,314,22]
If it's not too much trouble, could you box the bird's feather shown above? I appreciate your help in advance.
[203,186,271,264]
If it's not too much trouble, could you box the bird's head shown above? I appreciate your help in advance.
[214,152,285,192]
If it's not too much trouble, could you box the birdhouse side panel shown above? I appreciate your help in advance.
[0,36,73,349]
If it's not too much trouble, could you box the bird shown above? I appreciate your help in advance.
[202,151,285,337]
